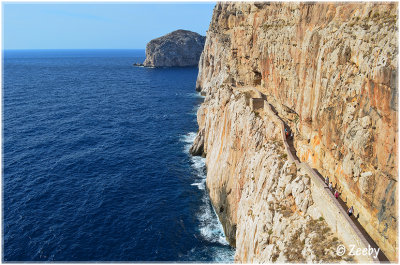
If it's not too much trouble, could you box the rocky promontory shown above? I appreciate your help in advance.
[142,30,206,67]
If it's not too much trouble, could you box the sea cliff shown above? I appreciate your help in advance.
[192,2,397,262]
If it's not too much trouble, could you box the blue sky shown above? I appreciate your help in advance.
[3,3,215,49]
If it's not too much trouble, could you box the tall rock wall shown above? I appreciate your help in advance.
[194,2,397,262]
[195,86,355,262]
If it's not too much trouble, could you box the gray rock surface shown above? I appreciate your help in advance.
[189,128,205,156]
[143,30,206,67]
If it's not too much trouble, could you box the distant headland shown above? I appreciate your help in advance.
[133,29,206,67]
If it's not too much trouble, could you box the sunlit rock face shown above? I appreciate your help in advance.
[194,86,352,262]
[143,30,205,67]
[194,2,397,262]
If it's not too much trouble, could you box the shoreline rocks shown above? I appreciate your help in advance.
[189,129,205,157]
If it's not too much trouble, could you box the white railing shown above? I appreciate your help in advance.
[261,99,381,263]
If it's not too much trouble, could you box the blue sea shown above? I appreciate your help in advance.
[3,49,235,262]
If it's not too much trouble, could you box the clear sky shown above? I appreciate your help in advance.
[3,2,215,49]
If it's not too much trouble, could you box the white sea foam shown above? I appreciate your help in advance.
[190,178,206,190]
[190,155,205,173]
[181,132,197,144]
[184,246,235,263]
[180,132,206,179]
[181,131,233,261]
[186,92,205,99]
[197,199,230,245]
[181,132,197,156]
[190,103,201,116]
[190,155,206,190]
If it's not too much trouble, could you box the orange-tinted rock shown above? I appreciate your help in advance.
[196,2,397,262]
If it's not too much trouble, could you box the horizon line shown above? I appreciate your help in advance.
[3,48,147,50]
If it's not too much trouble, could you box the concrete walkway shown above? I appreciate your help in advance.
[250,94,389,262]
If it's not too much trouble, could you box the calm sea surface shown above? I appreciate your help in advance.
[3,49,234,261]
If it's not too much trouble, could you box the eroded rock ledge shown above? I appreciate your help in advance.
[189,128,205,157]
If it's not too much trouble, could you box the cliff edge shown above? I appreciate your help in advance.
[143,30,206,67]
[192,2,397,262]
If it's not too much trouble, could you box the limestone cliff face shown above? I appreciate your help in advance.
[143,30,205,67]
[194,87,354,262]
[193,2,397,262]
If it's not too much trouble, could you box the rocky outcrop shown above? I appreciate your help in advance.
[189,128,205,156]
[143,30,206,67]
[192,2,397,262]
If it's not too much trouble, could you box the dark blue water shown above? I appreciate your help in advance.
[3,49,234,262]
